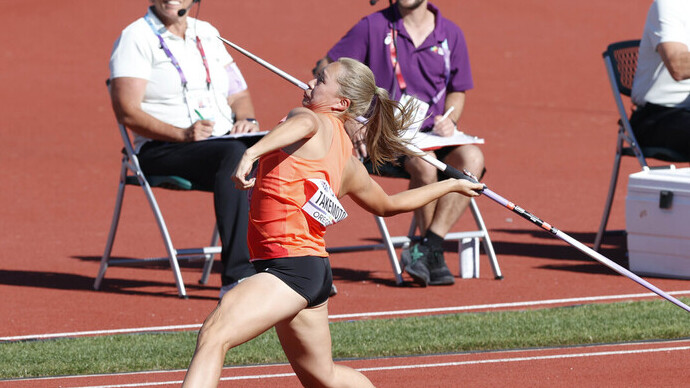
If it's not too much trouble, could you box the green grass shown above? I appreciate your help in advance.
[2,298,689,379]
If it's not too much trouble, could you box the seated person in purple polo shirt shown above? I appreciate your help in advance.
[313,0,484,287]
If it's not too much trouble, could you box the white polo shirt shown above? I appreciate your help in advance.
[632,0,690,108]
[110,8,247,151]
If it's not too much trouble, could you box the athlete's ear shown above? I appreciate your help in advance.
[335,97,351,112]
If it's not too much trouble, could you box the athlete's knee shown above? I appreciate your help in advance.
[195,316,235,354]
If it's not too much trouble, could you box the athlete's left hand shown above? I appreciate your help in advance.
[232,152,256,190]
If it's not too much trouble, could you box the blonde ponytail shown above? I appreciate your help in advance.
[335,58,421,172]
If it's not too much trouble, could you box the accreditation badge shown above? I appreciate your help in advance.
[186,89,228,137]
[399,94,430,132]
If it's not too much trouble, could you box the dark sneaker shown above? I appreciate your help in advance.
[401,243,431,286]
[428,248,455,286]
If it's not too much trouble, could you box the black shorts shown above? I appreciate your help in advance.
[252,256,333,307]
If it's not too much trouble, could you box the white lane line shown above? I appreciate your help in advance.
[0,324,203,342]
[357,345,690,372]
[3,290,690,342]
[66,381,183,388]
[329,289,690,319]
[57,343,690,388]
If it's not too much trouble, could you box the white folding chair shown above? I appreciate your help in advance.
[94,118,220,298]
[594,40,690,251]
[328,161,502,285]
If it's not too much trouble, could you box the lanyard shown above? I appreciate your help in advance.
[388,28,407,93]
[195,37,211,88]
[432,39,451,105]
[388,27,451,105]
[144,13,211,89]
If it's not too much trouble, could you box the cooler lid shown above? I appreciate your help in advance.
[628,167,690,194]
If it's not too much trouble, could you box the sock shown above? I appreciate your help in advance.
[422,230,444,252]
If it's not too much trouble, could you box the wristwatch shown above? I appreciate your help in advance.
[243,118,259,126]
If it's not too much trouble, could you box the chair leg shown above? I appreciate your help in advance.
[374,215,404,285]
[199,225,219,285]
[94,175,127,291]
[469,198,503,279]
[140,181,188,298]
[407,214,418,238]
[594,148,624,252]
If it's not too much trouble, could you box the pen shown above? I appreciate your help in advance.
[441,106,455,121]
[194,109,205,120]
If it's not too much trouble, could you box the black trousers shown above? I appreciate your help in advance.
[138,139,256,286]
[629,103,690,159]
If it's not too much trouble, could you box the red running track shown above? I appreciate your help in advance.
[1,0,689,386]
[2,339,689,387]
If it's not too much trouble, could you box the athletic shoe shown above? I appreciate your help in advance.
[330,283,338,297]
[400,243,431,287]
[219,277,247,299]
[427,248,455,286]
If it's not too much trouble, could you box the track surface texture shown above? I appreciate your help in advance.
[1,0,688,386]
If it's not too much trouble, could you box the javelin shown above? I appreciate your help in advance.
[218,36,690,314]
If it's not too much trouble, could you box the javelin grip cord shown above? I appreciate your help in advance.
[217,35,690,313]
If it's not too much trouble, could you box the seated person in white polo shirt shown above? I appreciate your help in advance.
[630,0,690,159]
[109,0,260,297]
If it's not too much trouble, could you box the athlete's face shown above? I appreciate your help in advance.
[303,62,344,111]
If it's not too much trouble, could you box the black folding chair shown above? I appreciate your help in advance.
[95,80,220,298]
[594,40,690,251]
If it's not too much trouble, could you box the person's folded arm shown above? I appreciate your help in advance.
[659,42,690,81]
[109,77,212,142]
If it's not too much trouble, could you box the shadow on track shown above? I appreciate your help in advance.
[0,268,217,300]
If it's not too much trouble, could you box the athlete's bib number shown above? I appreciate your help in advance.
[302,179,347,227]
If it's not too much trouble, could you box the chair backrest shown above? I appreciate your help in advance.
[602,40,640,97]
[602,40,690,168]
[604,41,690,167]
[106,79,144,169]
[601,40,650,168]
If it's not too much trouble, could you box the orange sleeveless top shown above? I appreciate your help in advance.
[247,113,353,260]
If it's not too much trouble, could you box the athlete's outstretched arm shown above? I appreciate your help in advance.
[340,156,484,217]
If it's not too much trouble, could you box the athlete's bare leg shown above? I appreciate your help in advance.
[276,302,375,387]
[182,273,308,388]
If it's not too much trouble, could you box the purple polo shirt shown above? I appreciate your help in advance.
[327,2,473,130]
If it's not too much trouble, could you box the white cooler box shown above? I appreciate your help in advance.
[626,167,690,279]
